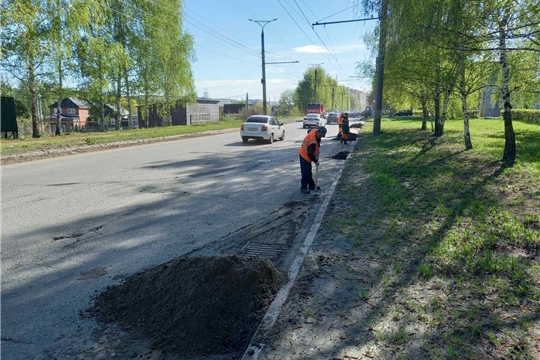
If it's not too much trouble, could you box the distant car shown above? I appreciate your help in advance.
[240,115,285,144]
[393,110,413,116]
[326,112,340,125]
[303,114,326,128]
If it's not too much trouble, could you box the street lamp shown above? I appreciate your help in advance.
[249,18,277,115]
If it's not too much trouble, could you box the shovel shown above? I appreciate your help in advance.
[311,162,321,196]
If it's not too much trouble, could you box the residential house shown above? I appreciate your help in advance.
[47,97,90,132]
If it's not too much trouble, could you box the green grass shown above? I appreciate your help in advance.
[2,116,302,156]
[341,117,540,357]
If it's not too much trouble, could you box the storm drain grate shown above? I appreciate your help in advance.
[240,242,287,259]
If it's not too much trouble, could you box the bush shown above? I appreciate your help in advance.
[512,109,540,125]
[467,110,480,119]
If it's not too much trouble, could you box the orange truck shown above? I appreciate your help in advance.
[306,103,325,114]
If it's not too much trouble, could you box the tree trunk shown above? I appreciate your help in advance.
[100,96,105,132]
[421,98,427,131]
[28,62,41,138]
[459,51,472,150]
[144,81,149,128]
[441,87,451,122]
[56,60,62,136]
[499,12,515,164]
[125,68,132,129]
[434,84,443,136]
[116,74,122,130]
[461,92,472,150]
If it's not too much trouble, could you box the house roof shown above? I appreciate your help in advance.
[105,104,129,116]
[49,97,90,109]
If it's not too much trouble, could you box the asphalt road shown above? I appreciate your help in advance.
[1,120,358,359]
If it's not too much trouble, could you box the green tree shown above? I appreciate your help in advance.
[1,0,48,138]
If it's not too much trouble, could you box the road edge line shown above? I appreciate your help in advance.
[241,155,349,360]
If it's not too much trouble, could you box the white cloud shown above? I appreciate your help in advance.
[293,45,331,54]
[293,43,366,54]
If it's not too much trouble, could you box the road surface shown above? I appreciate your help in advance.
[1,120,359,359]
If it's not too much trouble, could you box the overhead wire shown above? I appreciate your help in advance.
[105,0,261,66]
[316,5,356,23]
[283,0,349,80]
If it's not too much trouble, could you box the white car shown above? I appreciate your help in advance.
[240,115,285,144]
[303,114,326,128]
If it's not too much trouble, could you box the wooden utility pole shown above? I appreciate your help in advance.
[244,93,248,119]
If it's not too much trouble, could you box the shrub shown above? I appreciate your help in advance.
[512,109,540,125]
[467,110,480,119]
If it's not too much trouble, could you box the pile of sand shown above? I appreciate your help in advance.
[89,256,283,357]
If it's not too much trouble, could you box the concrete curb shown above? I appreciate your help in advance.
[241,153,350,360]
[1,118,303,164]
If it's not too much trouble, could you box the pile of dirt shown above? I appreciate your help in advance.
[89,255,283,357]
[332,151,350,160]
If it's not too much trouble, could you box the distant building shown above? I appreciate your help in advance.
[138,98,220,127]
[47,97,90,132]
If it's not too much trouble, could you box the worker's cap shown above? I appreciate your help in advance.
[317,126,327,137]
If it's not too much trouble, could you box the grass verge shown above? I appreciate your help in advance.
[337,117,540,358]
[2,116,301,157]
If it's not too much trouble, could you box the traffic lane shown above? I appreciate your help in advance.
[1,122,348,359]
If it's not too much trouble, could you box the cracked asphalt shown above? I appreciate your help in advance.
[1,120,360,359]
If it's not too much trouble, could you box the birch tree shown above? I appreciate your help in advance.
[1,0,47,138]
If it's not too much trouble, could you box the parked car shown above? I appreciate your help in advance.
[303,113,326,128]
[326,112,340,124]
[240,115,285,144]
[393,110,413,116]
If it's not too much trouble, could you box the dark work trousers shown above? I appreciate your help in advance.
[299,155,315,190]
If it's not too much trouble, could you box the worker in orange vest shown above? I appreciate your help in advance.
[299,126,327,193]
[341,113,350,144]
[337,113,343,134]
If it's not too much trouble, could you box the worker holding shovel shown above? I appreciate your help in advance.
[299,126,327,194]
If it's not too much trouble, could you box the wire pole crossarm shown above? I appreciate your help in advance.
[265,61,299,65]
[312,17,379,27]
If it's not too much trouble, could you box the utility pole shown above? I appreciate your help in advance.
[245,93,248,119]
[312,14,382,135]
[331,87,335,110]
[249,18,276,115]
[308,63,323,103]
[372,0,388,136]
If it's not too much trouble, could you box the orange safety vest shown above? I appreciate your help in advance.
[338,114,343,132]
[299,130,320,162]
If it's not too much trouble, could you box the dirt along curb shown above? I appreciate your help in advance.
[1,118,302,165]
[241,143,355,359]
[251,141,382,360]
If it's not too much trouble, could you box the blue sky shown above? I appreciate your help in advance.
[183,0,377,101]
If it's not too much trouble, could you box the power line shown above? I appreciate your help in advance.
[194,43,260,66]
[316,5,356,23]
[184,17,260,58]
[287,0,349,80]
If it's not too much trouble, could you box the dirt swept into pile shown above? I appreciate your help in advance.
[89,256,283,357]
[332,151,350,160]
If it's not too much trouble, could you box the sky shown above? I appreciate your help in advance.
[183,0,377,101]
